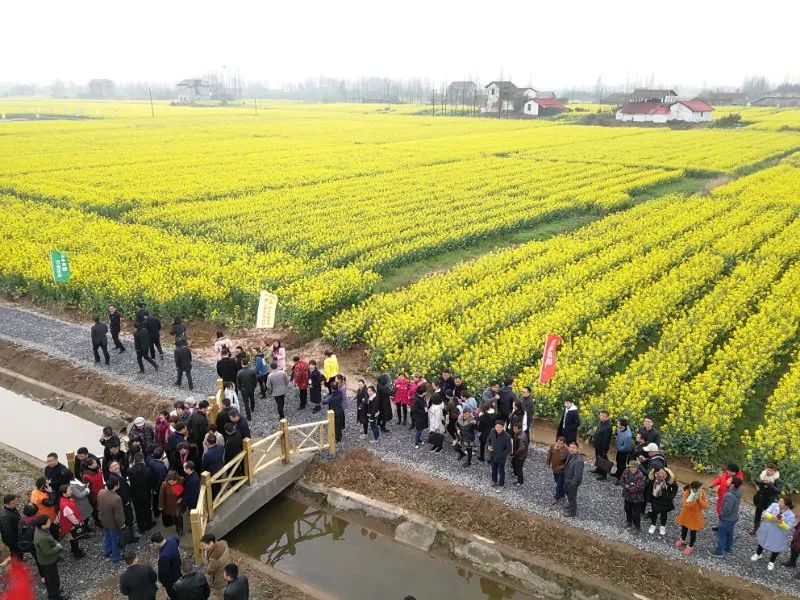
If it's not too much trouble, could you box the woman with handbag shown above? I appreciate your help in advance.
[57,485,85,558]
[427,395,446,453]
[159,470,185,535]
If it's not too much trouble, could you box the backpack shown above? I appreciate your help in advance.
[17,521,35,553]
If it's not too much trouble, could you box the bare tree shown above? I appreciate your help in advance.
[742,75,770,102]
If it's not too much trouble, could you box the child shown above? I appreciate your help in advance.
[675,480,708,555]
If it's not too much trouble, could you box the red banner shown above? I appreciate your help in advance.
[538,334,562,384]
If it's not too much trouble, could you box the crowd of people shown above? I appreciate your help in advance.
[0,417,250,599]
[29,311,786,593]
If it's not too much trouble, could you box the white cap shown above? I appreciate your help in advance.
[133,417,145,427]
[185,397,197,406]
[643,443,659,452]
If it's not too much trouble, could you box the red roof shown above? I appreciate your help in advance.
[535,97,565,109]
[679,99,713,112]
[619,102,671,115]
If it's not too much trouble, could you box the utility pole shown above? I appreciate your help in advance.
[148,87,154,118]
[432,88,435,116]
[254,97,258,116]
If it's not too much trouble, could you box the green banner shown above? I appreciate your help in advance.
[49,250,72,283]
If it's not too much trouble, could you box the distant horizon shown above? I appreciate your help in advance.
[3,0,798,94]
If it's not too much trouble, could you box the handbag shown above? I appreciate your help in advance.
[71,524,88,540]
[427,431,445,446]
[595,456,614,474]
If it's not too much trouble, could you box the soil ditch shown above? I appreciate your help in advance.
[304,448,794,600]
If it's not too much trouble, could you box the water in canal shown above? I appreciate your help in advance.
[227,496,534,600]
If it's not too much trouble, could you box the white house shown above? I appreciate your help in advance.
[176,79,212,104]
[616,97,713,123]
[670,99,713,122]
[523,97,566,116]
[483,81,518,113]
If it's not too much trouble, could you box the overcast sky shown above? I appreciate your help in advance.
[4,0,799,90]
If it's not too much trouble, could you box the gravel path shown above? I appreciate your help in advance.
[1,305,798,598]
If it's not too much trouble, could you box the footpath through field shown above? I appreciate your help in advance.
[0,304,798,598]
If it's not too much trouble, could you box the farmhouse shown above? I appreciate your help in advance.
[522,97,566,117]
[616,93,713,124]
[599,92,628,104]
[483,81,518,113]
[176,79,212,104]
[752,94,800,108]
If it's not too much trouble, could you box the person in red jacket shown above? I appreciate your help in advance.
[393,372,413,426]
[80,457,104,527]
[709,463,744,531]
[291,356,310,409]
[58,485,85,558]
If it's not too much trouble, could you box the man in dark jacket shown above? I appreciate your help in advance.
[152,532,182,599]
[128,453,154,533]
[637,417,661,447]
[510,423,529,486]
[146,449,168,518]
[497,379,516,424]
[135,302,148,324]
[183,462,201,512]
[108,304,126,353]
[175,342,194,391]
[144,313,164,360]
[91,316,110,365]
[134,322,158,373]
[223,564,249,600]
[216,350,239,386]
[236,359,257,420]
[376,373,394,433]
[201,435,225,476]
[224,423,244,464]
[0,494,21,559]
[174,560,211,600]
[188,401,210,460]
[229,410,251,439]
[73,447,99,480]
[591,410,612,481]
[45,453,73,497]
[556,399,580,444]
[486,419,511,489]
[563,441,585,517]
[120,550,158,600]
[520,386,534,440]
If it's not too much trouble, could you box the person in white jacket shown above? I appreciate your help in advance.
[427,396,447,453]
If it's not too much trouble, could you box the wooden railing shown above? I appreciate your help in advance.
[189,410,336,561]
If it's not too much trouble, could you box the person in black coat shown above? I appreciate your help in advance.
[229,410,250,440]
[224,424,244,465]
[637,417,661,447]
[410,384,428,448]
[322,384,345,442]
[497,379,516,423]
[108,305,126,353]
[187,402,210,460]
[556,399,580,444]
[201,435,225,476]
[591,410,612,480]
[119,550,158,600]
[487,419,511,488]
[44,453,74,497]
[134,322,158,373]
[128,453,154,533]
[152,533,181,598]
[223,564,249,600]
[216,350,239,387]
[236,359,258,420]
[173,560,211,600]
[174,342,193,391]
[146,449,168,518]
[91,316,110,365]
[376,374,394,433]
[135,302,149,325]
[308,361,324,412]
[0,494,22,559]
[144,314,164,360]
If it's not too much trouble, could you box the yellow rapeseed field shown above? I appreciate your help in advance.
[2,99,800,484]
